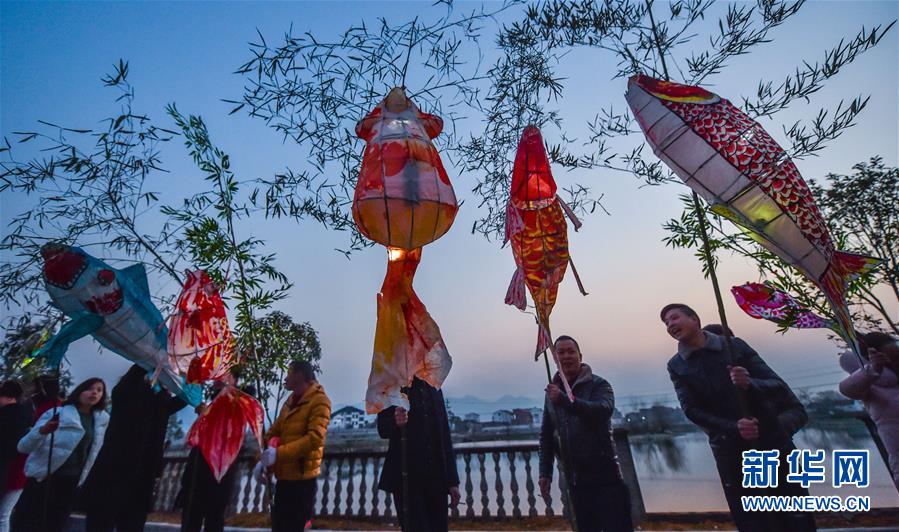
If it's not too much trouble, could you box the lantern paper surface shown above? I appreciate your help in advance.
[625,75,880,357]
[187,385,264,482]
[732,282,834,330]
[36,243,201,406]
[505,126,586,358]
[354,88,456,414]
[168,270,235,384]
[352,87,458,250]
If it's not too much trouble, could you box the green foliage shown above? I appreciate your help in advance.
[1,314,72,389]
[0,60,181,311]
[233,1,521,252]
[164,105,294,411]
[251,311,322,423]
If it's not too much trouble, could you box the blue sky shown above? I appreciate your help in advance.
[2,1,897,414]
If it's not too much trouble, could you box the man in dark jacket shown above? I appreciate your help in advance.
[83,364,186,532]
[662,303,815,532]
[538,336,633,532]
[377,376,460,532]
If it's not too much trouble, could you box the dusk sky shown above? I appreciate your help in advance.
[2,1,897,416]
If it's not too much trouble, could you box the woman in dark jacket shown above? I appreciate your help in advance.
[82,365,185,532]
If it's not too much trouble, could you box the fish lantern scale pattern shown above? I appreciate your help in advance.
[625,74,880,358]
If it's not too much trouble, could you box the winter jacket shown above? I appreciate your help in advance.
[667,333,807,452]
[265,382,331,481]
[1,402,31,492]
[18,404,109,485]
[539,364,623,487]
[377,377,459,494]
[81,364,186,514]
[839,352,899,488]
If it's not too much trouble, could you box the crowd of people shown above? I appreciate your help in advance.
[1,305,897,532]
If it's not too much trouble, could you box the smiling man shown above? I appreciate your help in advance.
[661,303,816,532]
[538,335,633,532]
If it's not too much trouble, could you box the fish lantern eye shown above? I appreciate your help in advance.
[97,269,115,286]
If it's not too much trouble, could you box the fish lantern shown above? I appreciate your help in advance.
[353,87,458,413]
[625,74,880,361]
[504,126,586,400]
[505,126,586,357]
[168,270,234,384]
[36,243,200,406]
[732,282,833,330]
[169,270,264,482]
[187,384,264,482]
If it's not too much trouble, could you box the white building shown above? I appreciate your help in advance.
[529,407,543,426]
[492,409,513,424]
[331,406,367,430]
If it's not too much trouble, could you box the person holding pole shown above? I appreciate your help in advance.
[838,331,899,490]
[82,364,186,532]
[661,303,815,531]
[538,335,633,532]
[259,360,330,532]
[376,376,460,531]
[11,378,108,532]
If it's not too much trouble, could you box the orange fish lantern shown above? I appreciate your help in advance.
[505,126,586,396]
[168,270,234,384]
[187,384,264,482]
[353,87,458,414]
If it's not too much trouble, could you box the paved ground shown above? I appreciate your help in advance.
[66,515,899,531]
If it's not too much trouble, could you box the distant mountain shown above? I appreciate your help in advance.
[328,395,545,420]
[445,394,543,418]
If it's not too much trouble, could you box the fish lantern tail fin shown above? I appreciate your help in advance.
[534,325,552,361]
[505,267,527,311]
[832,251,882,283]
[822,251,883,362]
[365,247,452,414]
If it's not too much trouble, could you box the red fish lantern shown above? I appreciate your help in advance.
[169,270,263,483]
[505,126,586,399]
[168,270,234,384]
[732,282,833,330]
[354,88,458,413]
[187,385,264,482]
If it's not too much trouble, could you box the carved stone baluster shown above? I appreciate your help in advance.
[509,450,520,517]
[225,461,244,517]
[478,452,489,517]
[252,474,264,514]
[384,491,394,519]
[345,457,356,516]
[463,453,475,518]
[358,457,368,516]
[493,451,506,517]
[371,457,381,517]
[242,461,254,513]
[262,477,272,513]
[523,451,537,517]
[332,457,344,515]
[320,459,331,516]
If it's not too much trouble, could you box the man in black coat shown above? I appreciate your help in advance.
[661,303,815,532]
[538,336,633,532]
[83,364,186,532]
[377,376,460,532]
